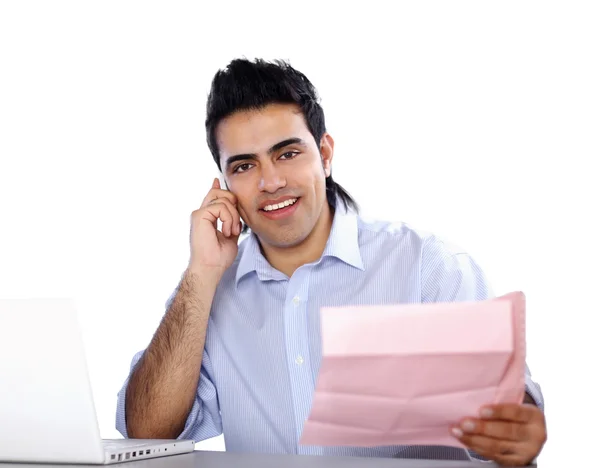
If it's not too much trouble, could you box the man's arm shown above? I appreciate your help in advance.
[124,267,221,439]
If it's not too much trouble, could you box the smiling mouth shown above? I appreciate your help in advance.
[260,198,299,212]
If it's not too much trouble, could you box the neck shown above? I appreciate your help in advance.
[260,204,334,278]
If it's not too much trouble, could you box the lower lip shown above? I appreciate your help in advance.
[260,199,300,220]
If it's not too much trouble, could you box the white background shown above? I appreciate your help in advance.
[1,1,598,466]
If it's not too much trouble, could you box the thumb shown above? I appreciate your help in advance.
[212,177,221,189]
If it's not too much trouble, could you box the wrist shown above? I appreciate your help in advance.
[185,264,226,284]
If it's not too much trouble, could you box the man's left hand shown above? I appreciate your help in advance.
[450,403,547,466]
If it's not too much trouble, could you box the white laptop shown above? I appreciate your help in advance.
[0,298,195,464]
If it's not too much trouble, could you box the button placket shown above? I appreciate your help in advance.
[283,270,315,450]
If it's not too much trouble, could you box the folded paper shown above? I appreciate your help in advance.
[300,292,526,448]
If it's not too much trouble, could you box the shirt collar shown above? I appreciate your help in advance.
[235,232,283,284]
[235,201,364,285]
[321,204,365,271]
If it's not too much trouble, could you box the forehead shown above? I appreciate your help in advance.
[216,103,312,160]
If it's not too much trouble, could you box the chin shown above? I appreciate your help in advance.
[259,229,309,249]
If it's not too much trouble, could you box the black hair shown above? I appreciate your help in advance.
[205,58,358,233]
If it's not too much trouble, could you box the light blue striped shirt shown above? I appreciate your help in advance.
[116,204,544,462]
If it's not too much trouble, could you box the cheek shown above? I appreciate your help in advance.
[313,167,328,193]
[238,204,251,224]
[231,188,255,222]
[292,162,326,191]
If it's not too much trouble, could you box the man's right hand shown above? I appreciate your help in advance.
[188,177,242,272]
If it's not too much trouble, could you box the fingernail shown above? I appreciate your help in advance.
[480,408,493,418]
[451,427,463,438]
[461,420,476,432]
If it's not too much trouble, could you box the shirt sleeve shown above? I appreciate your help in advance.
[115,292,223,442]
[420,235,545,461]
[421,235,493,303]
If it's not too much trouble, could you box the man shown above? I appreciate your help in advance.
[116,58,546,465]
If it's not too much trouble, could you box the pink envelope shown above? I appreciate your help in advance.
[300,292,526,448]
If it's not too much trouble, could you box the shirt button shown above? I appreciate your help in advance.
[295,355,304,365]
[292,296,300,305]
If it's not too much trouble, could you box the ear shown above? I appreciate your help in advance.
[320,133,334,178]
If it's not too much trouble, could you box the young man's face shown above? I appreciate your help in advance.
[217,103,333,248]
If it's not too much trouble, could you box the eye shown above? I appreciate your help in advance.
[279,151,299,160]
[233,163,254,174]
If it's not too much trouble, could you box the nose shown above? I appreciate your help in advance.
[258,164,287,193]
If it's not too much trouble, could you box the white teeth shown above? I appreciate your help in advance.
[263,198,297,212]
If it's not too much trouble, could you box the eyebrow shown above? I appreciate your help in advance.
[224,138,306,170]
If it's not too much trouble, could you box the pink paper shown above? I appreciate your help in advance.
[300,292,526,448]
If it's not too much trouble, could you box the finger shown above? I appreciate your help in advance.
[457,418,528,442]
[212,197,241,236]
[455,432,520,461]
[201,187,238,208]
[480,403,541,424]
[202,201,234,236]
[212,177,220,189]
[207,199,241,237]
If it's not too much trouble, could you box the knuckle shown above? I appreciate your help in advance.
[482,421,493,434]
[513,424,526,441]
[475,421,486,435]
[216,188,236,201]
